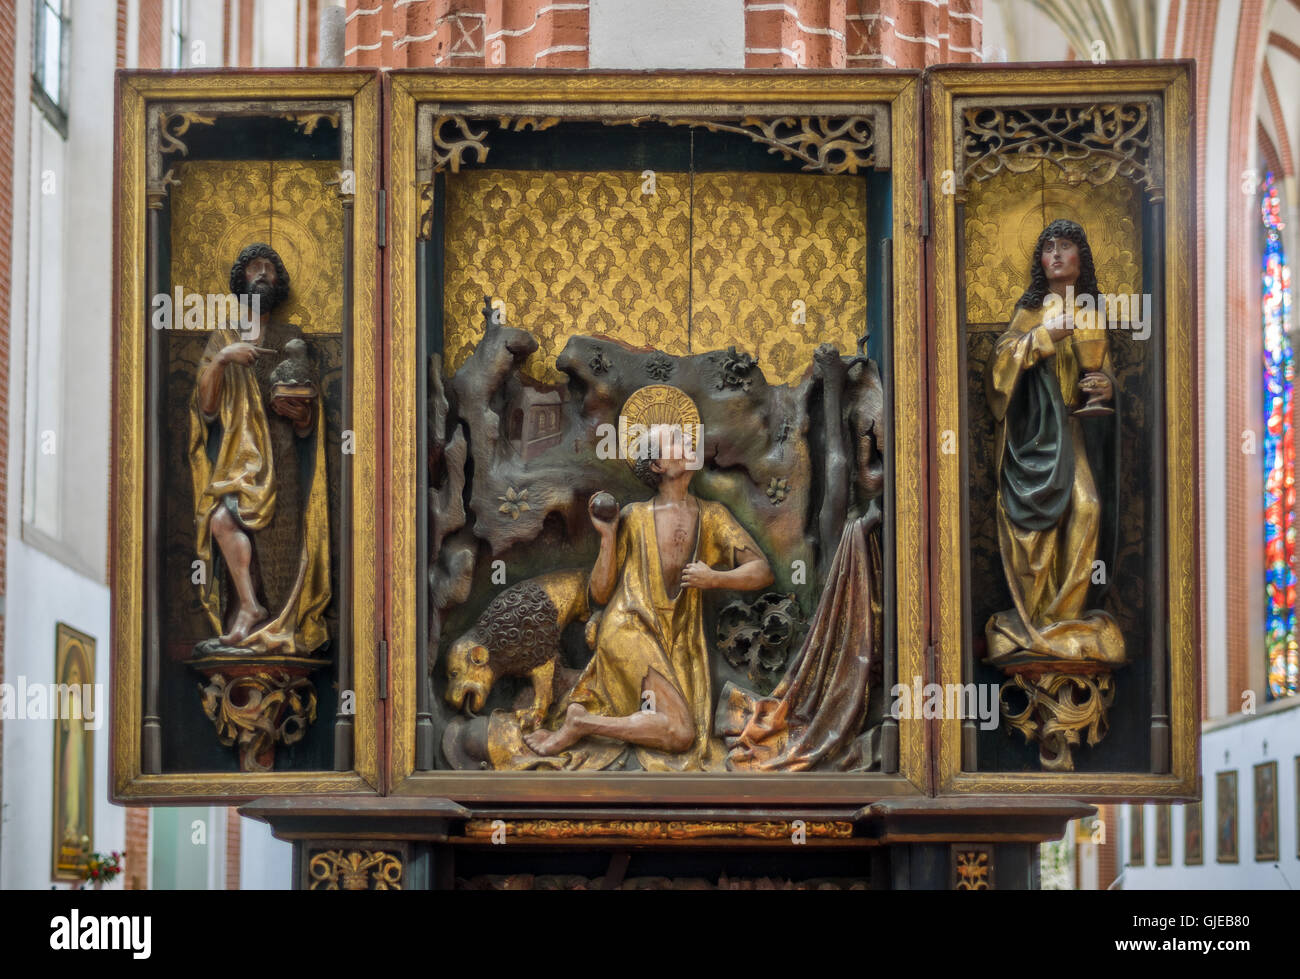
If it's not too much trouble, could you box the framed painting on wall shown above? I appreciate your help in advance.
[1128,804,1144,866]
[1183,800,1203,866]
[1155,804,1171,865]
[1253,761,1278,862]
[51,623,96,882]
[1216,770,1238,864]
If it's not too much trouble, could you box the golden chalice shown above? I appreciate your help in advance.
[1071,317,1112,416]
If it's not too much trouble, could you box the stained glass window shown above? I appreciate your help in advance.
[1262,171,1297,699]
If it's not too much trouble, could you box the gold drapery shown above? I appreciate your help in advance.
[715,512,882,771]
[984,305,1125,665]
[189,328,331,654]
[486,499,760,772]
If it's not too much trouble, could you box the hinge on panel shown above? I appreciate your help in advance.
[919,178,930,239]
[377,188,386,248]
[378,639,388,700]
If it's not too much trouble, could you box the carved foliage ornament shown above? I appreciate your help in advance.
[198,670,317,772]
[963,103,1155,192]
[428,113,877,175]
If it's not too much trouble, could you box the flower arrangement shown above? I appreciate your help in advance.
[80,850,125,888]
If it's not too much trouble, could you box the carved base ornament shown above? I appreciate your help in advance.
[307,849,403,890]
[998,669,1117,772]
[196,663,320,772]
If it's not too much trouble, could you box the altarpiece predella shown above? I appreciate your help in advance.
[112,67,1199,839]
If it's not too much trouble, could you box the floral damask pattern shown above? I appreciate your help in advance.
[964,161,1142,327]
[691,172,867,382]
[170,160,344,334]
[442,169,868,385]
[443,170,693,382]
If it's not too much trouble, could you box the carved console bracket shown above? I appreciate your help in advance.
[998,668,1118,772]
[192,657,326,772]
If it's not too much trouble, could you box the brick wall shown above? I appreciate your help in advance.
[124,808,149,889]
[0,0,16,811]
[117,0,128,68]
[138,0,162,68]
[345,0,590,67]
[1224,0,1266,716]
[745,0,983,69]
[239,0,254,67]
[343,1,982,70]
[1182,0,1217,720]
[225,807,241,889]
[1097,804,1118,889]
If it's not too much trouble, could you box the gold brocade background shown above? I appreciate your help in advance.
[442,169,868,385]
[170,160,343,333]
[963,160,1142,327]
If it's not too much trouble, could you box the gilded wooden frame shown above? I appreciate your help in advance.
[927,64,1200,798]
[387,70,927,802]
[111,71,382,801]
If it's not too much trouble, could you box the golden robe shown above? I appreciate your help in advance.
[189,326,331,655]
[984,305,1125,666]
[487,498,761,772]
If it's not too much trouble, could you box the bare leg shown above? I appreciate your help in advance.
[210,506,267,645]
[524,669,694,756]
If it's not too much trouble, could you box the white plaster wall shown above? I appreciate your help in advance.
[1122,699,1300,889]
[186,0,228,68]
[984,0,1070,63]
[239,816,293,889]
[0,545,115,889]
[255,0,299,67]
[0,0,122,893]
[589,0,744,69]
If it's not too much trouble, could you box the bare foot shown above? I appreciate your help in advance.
[220,601,268,646]
[524,703,589,756]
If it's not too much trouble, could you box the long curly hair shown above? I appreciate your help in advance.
[228,243,290,311]
[1015,219,1103,312]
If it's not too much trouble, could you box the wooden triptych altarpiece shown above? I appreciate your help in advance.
[111,66,1199,887]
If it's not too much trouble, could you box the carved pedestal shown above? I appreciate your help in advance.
[192,655,328,772]
[242,796,1093,891]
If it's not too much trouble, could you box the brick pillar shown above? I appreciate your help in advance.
[116,0,128,68]
[1224,0,1267,716]
[0,0,14,809]
[239,0,255,67]
[487,0,590,68]
[1182,0,1218,720]
[345,0,587,68]
[225,808,242,889]
[745,0,846,69]
[752,0,983,70]
[138,0,163,68]
[307,0,320,65]
[124,809,150,889]
[1097,804,1119,889]
[1161,0,1181,58]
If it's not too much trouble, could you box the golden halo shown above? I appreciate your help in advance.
[619,385,701,470]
